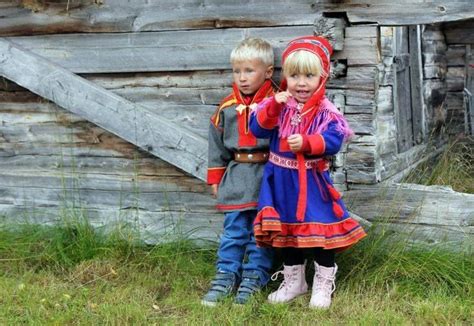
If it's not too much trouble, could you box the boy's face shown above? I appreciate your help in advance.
[286,72,321,104]
[232,59,273,95]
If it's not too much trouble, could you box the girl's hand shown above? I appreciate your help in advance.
[274,91,292,104]
[287,134,303,152]
[210,184,218,198]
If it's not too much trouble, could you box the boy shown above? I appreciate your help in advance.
[202,37,275,306]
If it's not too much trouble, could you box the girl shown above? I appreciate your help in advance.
[249,36,366,309]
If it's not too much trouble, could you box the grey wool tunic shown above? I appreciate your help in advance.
[207,81,273,212]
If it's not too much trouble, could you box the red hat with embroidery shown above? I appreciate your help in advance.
[280,35,333,110]
[282,35,333,75]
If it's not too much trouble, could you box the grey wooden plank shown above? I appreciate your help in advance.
[342,2,474,25]
[409,25,425,144]
[0,38,208,181]
[5,27,376,73]
[0,204,222,243]
[334,36,380,66]
[345,90,375,106]
[466,45,474,135]
[345,183,474,228]
[446,67,466,91]
[0,1,318,35]
[446,45,467,67]
[393,27,414,153]
[0,171,208,195]
[0,184,214,212]
[345,113,376,135]
[345,144,376,168]
[376,114,398,155]
[444,18,474,44]
[378,143,433,182]
[2,1,473,37]
[6,26,316,73]
[0,155,185,177]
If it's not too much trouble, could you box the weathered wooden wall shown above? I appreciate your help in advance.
[2,0,474,36]
[422,25,448,136]
[443,19,474,135]
[0,89,222,242]
[0,0,384,241]
[372,26,432,184]
[1,0,473,244]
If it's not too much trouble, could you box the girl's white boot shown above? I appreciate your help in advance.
[268,264,308,303]
[309,262,337,309]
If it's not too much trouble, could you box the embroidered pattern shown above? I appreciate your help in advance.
[269,152,327,170]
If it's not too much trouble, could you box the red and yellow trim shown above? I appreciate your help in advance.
[216,201,258,211]
[207,167,226,185]
[254,211,367,250]
[210,94,238,128]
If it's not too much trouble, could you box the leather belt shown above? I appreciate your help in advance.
[234,152,269,163]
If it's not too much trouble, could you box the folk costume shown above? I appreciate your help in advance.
[249,37,367,251]
[206,79,274,292]
[208,79,275,211]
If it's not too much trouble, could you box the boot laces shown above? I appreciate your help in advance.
[271,268,297,292]
[314,272,336,295]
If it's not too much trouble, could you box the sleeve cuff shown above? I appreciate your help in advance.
[301,135,311,152]
[307,134,326,155]
[256,99,280,129]
[267,97,283,118]
[207,167,226,185]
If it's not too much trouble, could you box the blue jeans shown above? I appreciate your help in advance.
[216,210,273,286]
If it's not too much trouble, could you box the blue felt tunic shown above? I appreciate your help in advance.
[249,99,366,249]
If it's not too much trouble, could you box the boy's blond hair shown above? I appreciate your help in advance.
[282,50,327,79]
[230,37,274,66]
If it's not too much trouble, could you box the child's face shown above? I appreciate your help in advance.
[232,59,273,95]
[286,72,321,103]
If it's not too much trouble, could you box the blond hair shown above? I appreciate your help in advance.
[282,50,327,79]
[230,37,274,66]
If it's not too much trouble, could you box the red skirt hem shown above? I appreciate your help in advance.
[254,206,367,251]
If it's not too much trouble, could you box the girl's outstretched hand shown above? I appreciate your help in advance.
[287,134,303,152]
[274,91,292,104]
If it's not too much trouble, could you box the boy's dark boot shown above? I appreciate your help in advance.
[234,270,262,305]
[201,271,237,307]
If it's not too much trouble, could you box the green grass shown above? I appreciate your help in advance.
[0,136,472,324]
[405,136,474,193]
[0,219,472,325]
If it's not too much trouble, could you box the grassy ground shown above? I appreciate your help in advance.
[405,136,474,193]
[0,217,472,325]
[1,137,473,325]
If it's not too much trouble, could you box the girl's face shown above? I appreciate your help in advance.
[286,72,321,104]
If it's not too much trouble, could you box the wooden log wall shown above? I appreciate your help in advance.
[443,19,474,135]
[0,1,384,240]
[374,26,420,183]
[0,89,222,242]
[1,1,473,244]
[420,25,449,136]
[2,0,474,37]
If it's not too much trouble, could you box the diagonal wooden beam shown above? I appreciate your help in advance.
[0,38,208,181]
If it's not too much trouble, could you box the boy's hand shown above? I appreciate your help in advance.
[210,184,218,198]
[274,91,292,104]
[287,134,303,152]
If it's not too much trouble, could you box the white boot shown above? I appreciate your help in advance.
[309,262,337,309]
[268,264,308,304]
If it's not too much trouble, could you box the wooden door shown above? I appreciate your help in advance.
[465,45,474,135]
[393,26,424,153]
[394,26,414,153]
